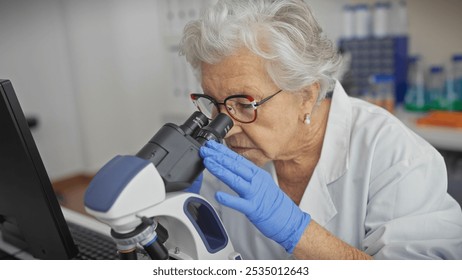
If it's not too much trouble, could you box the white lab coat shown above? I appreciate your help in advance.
[200,81,462,259]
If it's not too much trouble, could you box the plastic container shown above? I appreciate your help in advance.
[426,66,447,110]
[370,74,395,112]
[389,0,408,36]
[404,55,427,111]
[373,2,390,38]
[342,5,355,39]
[354,4,371,39]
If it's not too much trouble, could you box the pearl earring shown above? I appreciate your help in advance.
[304,114,311,125]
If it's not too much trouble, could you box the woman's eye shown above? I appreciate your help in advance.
[238,103,254,110]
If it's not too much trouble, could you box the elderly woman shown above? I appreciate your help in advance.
[180,0,462,259]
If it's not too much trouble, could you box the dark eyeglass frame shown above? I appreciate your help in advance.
[190,89,283,124]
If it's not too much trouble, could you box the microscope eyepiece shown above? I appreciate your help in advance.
[195,113,233,145]
[179,111,209,136]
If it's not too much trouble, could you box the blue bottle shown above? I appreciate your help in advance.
[451,54,462,111]
[426,66,446,110]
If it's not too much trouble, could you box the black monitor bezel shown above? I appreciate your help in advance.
[0,79,78,259]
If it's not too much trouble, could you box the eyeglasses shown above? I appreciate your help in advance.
[190,89,283,123]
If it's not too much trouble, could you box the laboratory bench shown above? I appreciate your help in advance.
[395,108,462,152]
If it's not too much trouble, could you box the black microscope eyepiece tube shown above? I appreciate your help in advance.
[195,113,233,145]
[179,111,209,136]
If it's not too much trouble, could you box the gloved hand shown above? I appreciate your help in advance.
[199,140,311,253]
[183,173,203,194]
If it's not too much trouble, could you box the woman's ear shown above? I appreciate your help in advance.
[300,82,320,111]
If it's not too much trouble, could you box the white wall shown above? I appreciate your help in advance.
[61,0,171,172]
[406,0,462,66]
[0,0,174,178]
[0,0,85,179]
[306,0,345,45]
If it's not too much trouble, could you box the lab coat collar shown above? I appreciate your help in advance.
[268,81,351,226]
[320,80,351,184]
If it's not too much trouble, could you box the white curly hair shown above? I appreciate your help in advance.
[179,0,343,101]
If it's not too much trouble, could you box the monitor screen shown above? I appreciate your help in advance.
[0,79,78,259]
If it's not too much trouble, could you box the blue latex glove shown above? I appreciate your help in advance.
[183,173,203,194]
[199,140,311,253]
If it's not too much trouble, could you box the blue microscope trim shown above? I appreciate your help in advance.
[84,155,151,212]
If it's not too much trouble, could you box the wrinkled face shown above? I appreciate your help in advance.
[201,48,314,166]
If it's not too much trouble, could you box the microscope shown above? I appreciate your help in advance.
[84,112,242,260]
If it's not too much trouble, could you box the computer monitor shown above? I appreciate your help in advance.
[0,79,79,259]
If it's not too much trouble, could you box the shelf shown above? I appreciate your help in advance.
[395,107,462,152]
